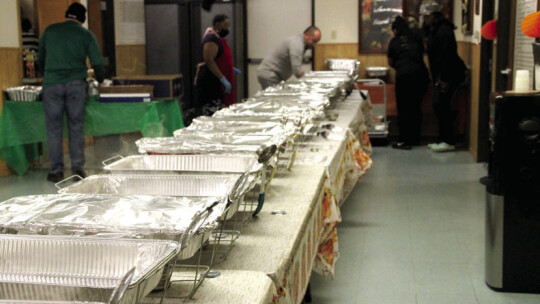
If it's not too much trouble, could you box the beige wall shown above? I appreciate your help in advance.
[0,0,21,48]
[314,0,358,44]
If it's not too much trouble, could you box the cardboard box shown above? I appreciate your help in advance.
[112,75,183,100]
[99,85,154,97]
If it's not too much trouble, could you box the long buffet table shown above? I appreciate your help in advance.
[141,90,373,304]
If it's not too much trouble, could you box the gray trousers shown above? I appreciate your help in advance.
[43,80,87,173]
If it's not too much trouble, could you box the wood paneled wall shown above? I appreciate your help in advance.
[314,41,482,160]
[457,41,481,160]
[0,47,23,111]
[0,47,23,175]
[116,44,146,76]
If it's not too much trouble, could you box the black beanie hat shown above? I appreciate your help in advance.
[65,3,86,23]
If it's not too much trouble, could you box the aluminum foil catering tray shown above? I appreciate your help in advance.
[172,132,287,148]
[57,174,241,198]
[0,234,177,304]
[102,154,263,176]
[182,119,295,136]
[231,96,328,115]
[56,174,256,222]
[5,86,42,102]
[135,136,276,157]
[0,194,216,244]
[326,58,360,75]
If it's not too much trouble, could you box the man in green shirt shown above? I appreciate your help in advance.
[38,3,104,182]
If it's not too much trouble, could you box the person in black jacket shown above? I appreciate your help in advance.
[421,2,467,152]
[387,16,430,150]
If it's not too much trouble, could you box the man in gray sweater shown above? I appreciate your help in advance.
[257,26,321,89]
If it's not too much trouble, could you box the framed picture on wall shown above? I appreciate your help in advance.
[358,0,403,53]
[402,0,453,28]
[461,0,474,35]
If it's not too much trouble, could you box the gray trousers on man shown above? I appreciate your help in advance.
[43,80,87,173]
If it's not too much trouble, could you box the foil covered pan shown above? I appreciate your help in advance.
[55,174,256,222]
[0,234,177,304]
[326,58,360,76]
[183,119,293,135]
[238,96,329,115]
[172,132,287,147]
[0,194,219,242]
[102,154,263,176]
[57,174,240,198]
[135,137,277,157]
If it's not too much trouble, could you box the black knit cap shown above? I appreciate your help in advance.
[65,2,86,23]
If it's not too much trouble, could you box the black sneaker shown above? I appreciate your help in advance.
[72,168,87,181]
[46,171,64,183]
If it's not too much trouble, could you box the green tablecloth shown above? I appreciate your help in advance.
[0,99,184,175]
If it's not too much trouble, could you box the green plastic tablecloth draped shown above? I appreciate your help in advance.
[0,99,184,175]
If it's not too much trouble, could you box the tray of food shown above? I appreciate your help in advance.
[0,194,219,258]
[0,234,177,304]
[55,174,255,221]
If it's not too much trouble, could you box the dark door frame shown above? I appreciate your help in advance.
[477,0,516,162]
[476,1,493,162]
[495,0,514,91]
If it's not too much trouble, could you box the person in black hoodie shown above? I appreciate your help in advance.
[387,16,430,150]
[421,2,467,152]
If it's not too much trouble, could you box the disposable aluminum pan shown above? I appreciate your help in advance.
[104,153,263,174]
[239,96,329,115]
[183,119,295,136]
[5,86,42,102]
[172,132,287,147]
[326,58,360,74]
[56,174,256,222]
[102,154,268,216]
[0,234,178,304]
[212,108,311,126]
[0,194,218,248]
[135,137,278,157]
[366,66,389,77]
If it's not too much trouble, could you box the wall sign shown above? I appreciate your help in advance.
[358,0,403,53]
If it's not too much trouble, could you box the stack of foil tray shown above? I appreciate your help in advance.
[0,234,177,304]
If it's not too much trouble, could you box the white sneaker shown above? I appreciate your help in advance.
[427,142,439,149]
[432,142,456,152]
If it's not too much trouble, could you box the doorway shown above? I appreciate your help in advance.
[88,0,116,78]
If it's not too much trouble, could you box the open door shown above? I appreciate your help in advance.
[246,0,313,96]
[88,0,116,77]
[34,0,77,36]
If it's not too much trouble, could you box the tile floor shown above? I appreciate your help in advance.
[1,139,539,304]
[310,146,540,304]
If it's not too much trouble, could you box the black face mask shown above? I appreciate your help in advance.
[219,29,229,38]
